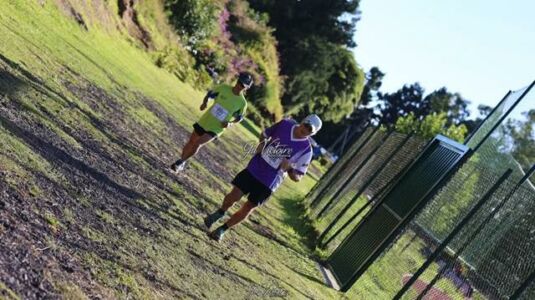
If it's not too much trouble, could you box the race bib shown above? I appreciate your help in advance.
[260,139,293,169]
[210,103,229,121]
[261,150,283,169]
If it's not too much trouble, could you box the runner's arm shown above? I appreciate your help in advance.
[288,148,313,182]
[228,112,244,125]
[203,90,218,104]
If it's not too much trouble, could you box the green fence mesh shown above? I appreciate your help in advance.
[310,81,534,299]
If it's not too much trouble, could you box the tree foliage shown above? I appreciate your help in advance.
[395,112,468,142]
[425,87,470,125]
[360,66,384,107]
[373,84,472,141]
[164,0,283,123]
[165,0,220,46]
[376,83,427,126]
[249,0,360,48]
[249,0,365,122]
[284,40,365,122]
[313,66,381,147]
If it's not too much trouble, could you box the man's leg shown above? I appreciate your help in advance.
[224,201,257,228]
[221,186,245,211]
[171,132,214,172]
[209,201,257,241]
[204,186,244,228]
[181,131,208,161]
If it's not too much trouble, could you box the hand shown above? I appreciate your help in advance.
[279,158,292,172]
[288,169,303,182]
[200,102,207,111]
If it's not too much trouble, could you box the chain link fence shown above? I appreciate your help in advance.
[308,128,389,214]
[305,129,430,253]
[376,84,532,299]
[306,126,376,207]
[315,131,430,252]
[310,81,534,299]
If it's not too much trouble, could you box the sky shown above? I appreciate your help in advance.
[352,0,535,118]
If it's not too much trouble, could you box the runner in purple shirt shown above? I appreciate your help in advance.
[204,114,323,241]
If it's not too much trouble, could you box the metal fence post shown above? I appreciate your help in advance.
[309,127,379,208]
[393,169,513,300]
[317,132,414,245]
[415,164,535,300]
[315,130,394,218]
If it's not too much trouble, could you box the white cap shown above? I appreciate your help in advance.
[302,114,322,135]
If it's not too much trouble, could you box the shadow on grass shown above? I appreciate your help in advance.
[0,114,143,201]
[2,52,214,211]
[0,48,326,298]
[284,264,325,285]
[278,197,319,251]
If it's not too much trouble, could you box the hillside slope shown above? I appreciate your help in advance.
[0,1,345,299]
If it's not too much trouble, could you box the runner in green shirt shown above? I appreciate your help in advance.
[170,72,252,173]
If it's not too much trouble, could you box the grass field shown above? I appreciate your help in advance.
[0,1,347,298]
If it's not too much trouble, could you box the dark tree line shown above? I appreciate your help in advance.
[314,63,489,147]
[249,0,365,123]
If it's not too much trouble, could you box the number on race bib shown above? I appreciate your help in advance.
[261,150,283,169]
[210,103,229,121]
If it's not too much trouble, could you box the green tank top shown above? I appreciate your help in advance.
[197,84,247,136]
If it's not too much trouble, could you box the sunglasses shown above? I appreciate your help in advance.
[303,123,313,133]
[237,81,251,89]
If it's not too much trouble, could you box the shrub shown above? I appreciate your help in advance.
[164,0,220,46]
[152,45,212,89]
[163,0,284,120]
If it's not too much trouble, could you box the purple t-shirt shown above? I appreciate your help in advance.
[247,119,313,191]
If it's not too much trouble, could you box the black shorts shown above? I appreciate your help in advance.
[231,169,272,206]
[193,123,217,137]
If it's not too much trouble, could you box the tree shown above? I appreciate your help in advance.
[248,0,360,49]
[375,83,427,126]
[282,38,364,122]
[359,66,384,107]
[424,87,470,125]
[165,0,220,46]
[375,85,473,135]
[350,66,384,126]
[248,0,364,120]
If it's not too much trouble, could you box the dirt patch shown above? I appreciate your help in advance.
[118,0,152,49]
[0,41,318,298]
[61,74,234,194]
[0,156,117,299]
[55,0,88,30]
[0,58,212,297]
